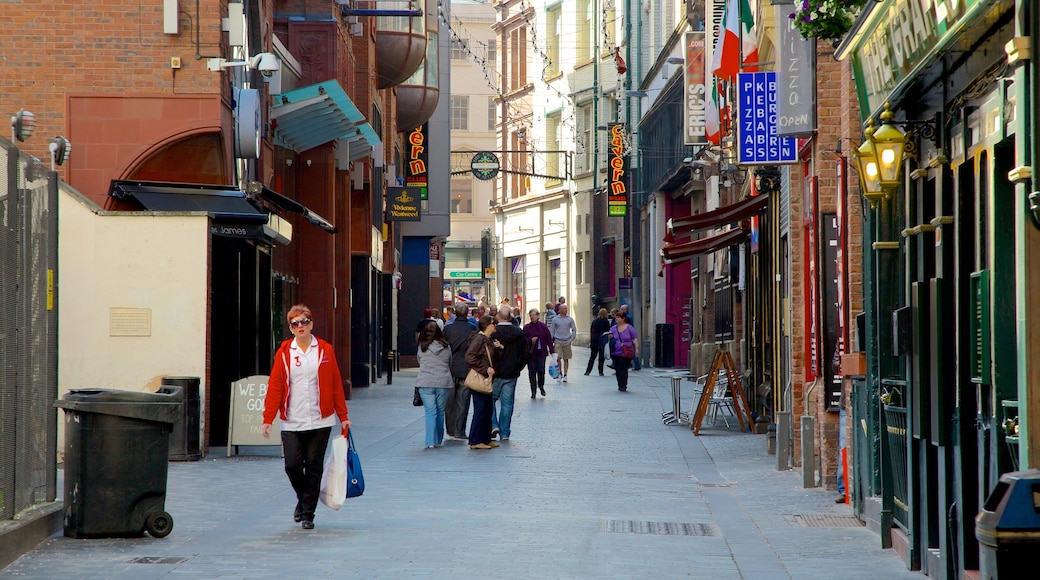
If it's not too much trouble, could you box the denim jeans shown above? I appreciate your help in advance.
[491,377,518,438]
[418,387,448,447]
[445,377,471,438]
[468,391,494,445]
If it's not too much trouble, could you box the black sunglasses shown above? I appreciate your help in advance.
[289,317,312,328]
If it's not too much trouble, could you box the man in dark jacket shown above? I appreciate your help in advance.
[443,303,477,440]
[490,306,527,441]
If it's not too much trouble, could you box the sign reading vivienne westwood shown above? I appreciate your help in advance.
[684,31,707,145]
[607,123,628,217]
[387,187,421,221]
[405,124,429,200]
[776,5,815,136]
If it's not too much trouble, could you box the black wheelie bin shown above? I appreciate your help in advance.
[56,387,182,538]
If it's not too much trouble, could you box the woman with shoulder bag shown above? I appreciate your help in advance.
[415,323,453,449]
[464,316,500,450]
[609,312,639,392]
[523,308,555,398]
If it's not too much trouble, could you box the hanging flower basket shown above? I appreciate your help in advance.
[790,0,868,41]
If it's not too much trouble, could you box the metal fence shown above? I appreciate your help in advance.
[0,137,59,521]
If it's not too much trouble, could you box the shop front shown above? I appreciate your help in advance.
[837,0,1037,575]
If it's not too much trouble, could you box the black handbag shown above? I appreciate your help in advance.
[413,387,423,406]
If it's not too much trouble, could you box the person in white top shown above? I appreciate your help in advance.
[262,304,350,530]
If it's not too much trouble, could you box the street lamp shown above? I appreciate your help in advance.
[871,103,907,189]
[853,119,886,208]
[11,109,36,142]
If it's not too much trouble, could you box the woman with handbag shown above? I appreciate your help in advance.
[523,308,554,398]
[464,316,500,450]
[609,312,639,392]
[415,322,452,449]
[262,304,350,530]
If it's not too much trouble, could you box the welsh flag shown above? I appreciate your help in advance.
[712,0,759,82]
[706,80,721,145]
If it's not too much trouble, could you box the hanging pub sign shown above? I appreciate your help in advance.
[405,124,429,200]
[683,31,707,146]
[387,187,421,221]
[607,123,628,217]
[736,71,798,164]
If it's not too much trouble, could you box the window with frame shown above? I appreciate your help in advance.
[575,252,586,285]
[507,26,527,91]
[576,0,592,62]
[548,256,562,306]
[509,132,528,199]
[576,104,592,174]
[487,97,496,131]
[451,38,467,60]
[546,112,562,182]
[486,39,497,63]
[546,4,561,77]
[450,178,473,214]
[451,96,469,130]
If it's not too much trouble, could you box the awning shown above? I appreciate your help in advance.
[108,180,267,224]
[271,81,381,158]
[245,181,338,234]
[667,194,769,237]
[660,228,748,265]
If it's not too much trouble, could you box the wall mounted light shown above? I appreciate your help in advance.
[49,136,71,169]
[853,119,886,208]
[11,109,36,142]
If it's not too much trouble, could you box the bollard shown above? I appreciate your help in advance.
[801,415,815,488]
[777,411,791,470]
[386,351,394,385]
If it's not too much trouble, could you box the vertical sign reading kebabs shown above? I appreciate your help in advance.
[607,123,628,217]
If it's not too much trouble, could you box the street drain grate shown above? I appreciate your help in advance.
[792,514,863,528]
[604,520,719,536]
[128,556,191,565]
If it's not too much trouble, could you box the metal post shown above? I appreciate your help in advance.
[802,415,815,488]
[386,351,394,385]
[777,411,792,470]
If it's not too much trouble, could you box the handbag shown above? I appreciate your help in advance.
[547,353,561,379]
[413,387,423,406]
[345,431,364,499]
[464,345,494,394]
[621,343,636,360]
[320,430,364,510]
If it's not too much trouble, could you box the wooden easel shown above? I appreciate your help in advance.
[689,350,753,435]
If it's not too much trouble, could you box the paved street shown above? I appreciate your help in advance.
[2,347,918,579]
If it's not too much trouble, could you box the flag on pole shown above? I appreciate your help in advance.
[706,79,721,145]
[712,0,758,82]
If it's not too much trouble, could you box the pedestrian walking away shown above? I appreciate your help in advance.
[609,312,638,392]
[549,303,577,382]
[543,301,557,326]
[585,308,611,376]
[523,308,554,398]
[443,303,477,440]
[262,304,351,530]
[490,306,527,441]
[415,322,452,449]
[464,316,500,450]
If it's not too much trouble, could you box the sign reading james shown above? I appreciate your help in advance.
[683,31,707,145]
[387,187,421,221]
[227,374,280,456]
[607,123,628,217]
[737,72,798,165]
[405,123,429,200]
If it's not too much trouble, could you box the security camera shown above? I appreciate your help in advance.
[251,53,280,77]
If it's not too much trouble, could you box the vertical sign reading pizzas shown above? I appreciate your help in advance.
[607,123,628,217]
[405,124,429,200]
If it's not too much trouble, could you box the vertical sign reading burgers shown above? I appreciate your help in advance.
[607,123,628,217]
[405,124,429,200]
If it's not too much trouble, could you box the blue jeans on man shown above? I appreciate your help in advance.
[491,377,518,439]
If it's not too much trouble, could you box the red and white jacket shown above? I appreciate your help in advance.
[263,337,348,427]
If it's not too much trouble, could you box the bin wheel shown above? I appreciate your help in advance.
[145,511,174,538]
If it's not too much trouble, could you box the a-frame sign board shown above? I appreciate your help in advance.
[689,350,753,435]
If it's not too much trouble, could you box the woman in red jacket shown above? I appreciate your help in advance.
[262,304,350,530]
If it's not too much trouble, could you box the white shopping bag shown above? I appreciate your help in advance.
[547,353,561,380]
[319,434,348,510]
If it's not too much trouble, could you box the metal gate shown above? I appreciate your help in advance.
[0,137,59,520]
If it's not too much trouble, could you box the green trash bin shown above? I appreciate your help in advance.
[975,469,1040,579]
[56,387,181,538]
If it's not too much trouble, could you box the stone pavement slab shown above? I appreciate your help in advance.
[2,347,920,579]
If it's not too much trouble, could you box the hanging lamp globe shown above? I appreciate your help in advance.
[854,120,886,209]
[871,102,907,189]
